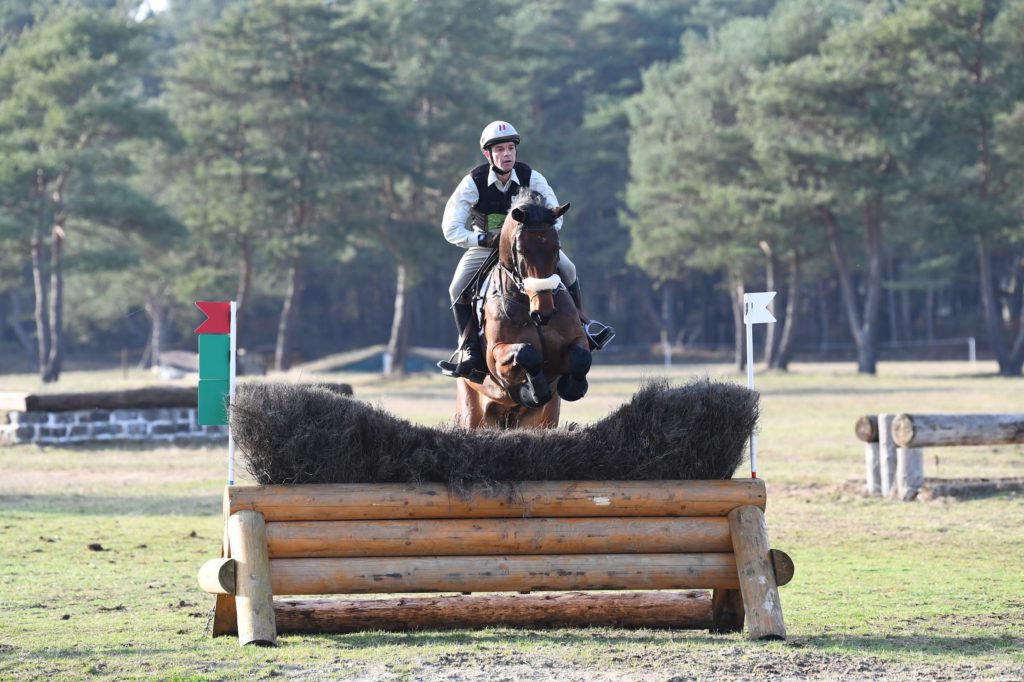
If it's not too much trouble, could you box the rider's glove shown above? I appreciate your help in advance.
[478,231,501,249]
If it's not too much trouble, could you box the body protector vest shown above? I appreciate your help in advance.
[469,161,532,233]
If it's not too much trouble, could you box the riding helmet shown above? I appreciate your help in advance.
[480,121,520,150]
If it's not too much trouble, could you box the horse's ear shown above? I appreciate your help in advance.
[511,207,527,223]
[552,202,571,220]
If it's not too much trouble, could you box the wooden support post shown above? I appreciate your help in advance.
[864,442,881,496]
[710,589,744,633]
[878,414,898,497]
[896,447,924,501]
[728,505,786,641]
[228,511,277,646]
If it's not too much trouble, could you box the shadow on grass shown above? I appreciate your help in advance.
[303,630,1024,657]
[0,494,219,516]
[300,629,735,649]
[803,634,1024,656]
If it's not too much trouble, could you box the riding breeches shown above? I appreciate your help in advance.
[448,246,577,304]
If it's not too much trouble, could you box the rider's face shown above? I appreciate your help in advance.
[486,142,517,174]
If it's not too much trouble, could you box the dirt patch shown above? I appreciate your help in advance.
[296,647,1024,681]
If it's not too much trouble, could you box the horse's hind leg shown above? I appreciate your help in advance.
[557,344,592,402]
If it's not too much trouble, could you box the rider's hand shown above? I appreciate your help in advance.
[478,231,501,249]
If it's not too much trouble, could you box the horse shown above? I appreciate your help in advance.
[456,190,592,429]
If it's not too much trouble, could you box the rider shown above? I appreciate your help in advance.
[437,120,613,381]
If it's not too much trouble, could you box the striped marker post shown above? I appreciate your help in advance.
[196,301,237,485]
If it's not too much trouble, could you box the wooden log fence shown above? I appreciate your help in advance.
[199,480,793,645]
[856,413,1024,500]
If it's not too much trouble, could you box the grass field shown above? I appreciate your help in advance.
[1,361,1023,680]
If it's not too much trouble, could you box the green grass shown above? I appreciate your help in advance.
[1,361,1023,680]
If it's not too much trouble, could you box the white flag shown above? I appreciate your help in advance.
[744,292,776,324]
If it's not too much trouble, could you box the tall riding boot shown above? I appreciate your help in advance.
[437,302,487,382]
[566,280,616,351]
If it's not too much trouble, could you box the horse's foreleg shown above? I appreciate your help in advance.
[557,344,592,402]
[492,342,552,408]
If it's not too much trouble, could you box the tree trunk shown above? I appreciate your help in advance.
[885,256,899,345]
[275,258,305,372]
[859,194,883,374]
[728,268,745,371]
[775,252,802,371]
[144,293,166,370]
[42,225,64,383]
[6,290,38,371]
[976,234,1013,375]
[1007,261,1024,374]
[385,262,413,377]
[660,281,676,361]
[236,235,254,340]
[759,241,783,367]
[822,197,882,375]
[31,227,50,375]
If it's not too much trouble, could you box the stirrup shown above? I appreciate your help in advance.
[584,320,615,351]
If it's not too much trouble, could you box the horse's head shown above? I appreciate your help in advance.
[499,190,571,325]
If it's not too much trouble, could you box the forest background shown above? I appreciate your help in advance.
[3,0,1024,382]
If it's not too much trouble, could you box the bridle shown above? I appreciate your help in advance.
[497,221,561,302]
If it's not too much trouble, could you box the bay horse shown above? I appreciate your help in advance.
[456,191,592,429]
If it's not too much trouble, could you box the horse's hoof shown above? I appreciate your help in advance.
[517,371,552,408]
[557,374,588,402]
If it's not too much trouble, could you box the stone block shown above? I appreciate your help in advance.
[69,425,89,437]
[151,423,177,435]
[15,425,36,440]
[38,427,68,439]
[111,410,140,421]
[142,409,172,421]
[53,413,76,424]
[83,411,112,423]
[92,424,125,436]
[10,412,49,425]
[125,423,148,436]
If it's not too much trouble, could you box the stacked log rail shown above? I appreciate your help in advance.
[198,480,794,646]
[856,413,1024,500]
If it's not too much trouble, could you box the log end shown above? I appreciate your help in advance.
[854,415,879,443]
[891,414,915,448]
[198,558,236,595]
[770,549,794,587]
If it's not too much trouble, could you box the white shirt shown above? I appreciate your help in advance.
[441,167,563,249]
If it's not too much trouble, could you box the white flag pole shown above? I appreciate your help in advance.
[743,292,776,479]
[228,301,237,486]
[746,315,757,478]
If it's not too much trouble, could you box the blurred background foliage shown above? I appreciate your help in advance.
[2,0,1024,379]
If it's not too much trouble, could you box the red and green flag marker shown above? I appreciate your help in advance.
[196,301,237,485]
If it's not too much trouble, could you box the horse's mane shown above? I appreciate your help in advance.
[510,189,556,227]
